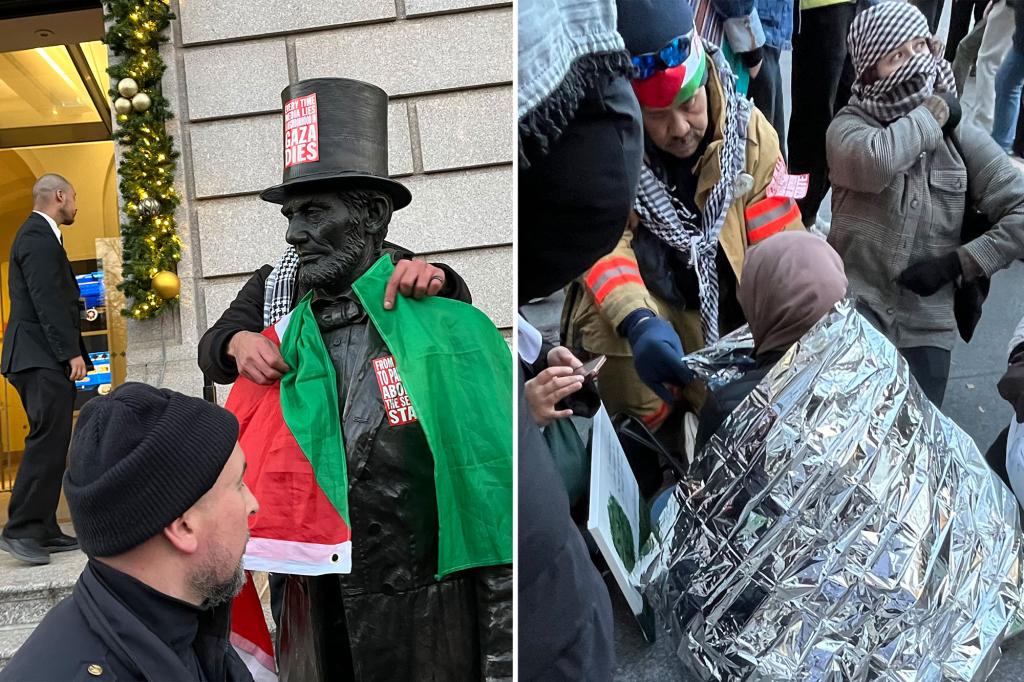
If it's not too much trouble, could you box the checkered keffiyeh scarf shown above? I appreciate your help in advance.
[848,0,955,123]
[633,43,751,345]
[263,246,299,326]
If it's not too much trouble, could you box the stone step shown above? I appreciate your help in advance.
[0,623,37,671]
[0,549,85,628]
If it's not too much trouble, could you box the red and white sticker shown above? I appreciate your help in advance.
[283,93,320,168]
[372,355,418,427]
[766,157,809,200]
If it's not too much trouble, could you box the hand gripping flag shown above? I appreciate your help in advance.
[226,295,351,576]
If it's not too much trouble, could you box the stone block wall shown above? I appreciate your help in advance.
[125,0,513,397]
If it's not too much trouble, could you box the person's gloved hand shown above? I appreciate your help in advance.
[998,344,1024,423]
[923,93,961,136]
[937,91,961,135]
[625,314,695,403]
[896,251,962,296]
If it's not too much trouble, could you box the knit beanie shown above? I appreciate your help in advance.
[617,0,707,108]
[64,382,239,557]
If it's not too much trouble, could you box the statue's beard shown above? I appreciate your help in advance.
[297,227,373,292]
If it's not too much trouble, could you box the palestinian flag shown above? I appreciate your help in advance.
[225,298,351,575]
[230,572,277,682]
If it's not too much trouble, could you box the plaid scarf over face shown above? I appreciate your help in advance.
[848,1,955,123]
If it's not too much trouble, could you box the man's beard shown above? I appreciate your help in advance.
[298,227,371,291]
[189,543,246,610]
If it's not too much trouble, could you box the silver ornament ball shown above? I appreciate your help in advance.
[114,97,132,115]
[131,92,152,112]
[117,77,139,98]
[139,197,161,216]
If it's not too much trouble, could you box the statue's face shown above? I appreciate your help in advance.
[281,188,390,292]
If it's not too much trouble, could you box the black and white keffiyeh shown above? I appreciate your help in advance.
[263,246,299,326]
[633,43,751,345]
[848,0,955,123]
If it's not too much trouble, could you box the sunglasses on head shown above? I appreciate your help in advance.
[631,33,693,81]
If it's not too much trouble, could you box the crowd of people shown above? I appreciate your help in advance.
[519,0,1024,677]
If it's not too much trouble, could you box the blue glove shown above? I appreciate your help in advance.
[624,313,695,403]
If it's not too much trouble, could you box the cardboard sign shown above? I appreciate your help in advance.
[372,355,418,427]
[766,156,809,200]
[283,93,320,168]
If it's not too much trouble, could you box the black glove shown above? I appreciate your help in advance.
[937,91,962,136]
[998,343,1024,423]
[625,313,695,404]
[896,252,962,296]
[923,93,962,136]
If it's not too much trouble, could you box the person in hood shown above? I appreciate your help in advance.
[696,231,848,449]
[826,0,1024,406]
[0,383,258,682]
[561,0,803,431]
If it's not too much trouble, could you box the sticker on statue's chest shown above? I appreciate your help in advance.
[372,355,418,426]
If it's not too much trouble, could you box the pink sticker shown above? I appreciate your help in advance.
[372,355,418,427]
[766,157,809,200]
[283,93,320,168]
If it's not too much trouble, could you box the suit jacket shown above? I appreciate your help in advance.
[1,213,88,376]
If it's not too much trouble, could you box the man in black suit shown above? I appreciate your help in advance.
[0,174,90,565]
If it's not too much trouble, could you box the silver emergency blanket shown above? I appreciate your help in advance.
[635,301,1024,680]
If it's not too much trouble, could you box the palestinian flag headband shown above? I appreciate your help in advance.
[631,34,707,109]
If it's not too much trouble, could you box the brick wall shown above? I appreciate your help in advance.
[124,0,513,396]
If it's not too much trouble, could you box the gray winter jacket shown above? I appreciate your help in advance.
[826,104,1024,350]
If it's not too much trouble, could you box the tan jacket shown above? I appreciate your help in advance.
[564,58,804,358]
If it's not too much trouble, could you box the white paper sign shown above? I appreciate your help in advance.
[587,406,643,615]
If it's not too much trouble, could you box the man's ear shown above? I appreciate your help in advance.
[363,193,393,236]
[163,513,200,555]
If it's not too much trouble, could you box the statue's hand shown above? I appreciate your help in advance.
[383,259,446,309]
[228,330,291,385]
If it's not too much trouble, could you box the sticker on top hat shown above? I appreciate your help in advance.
[372,355,418,427]
[283,93,320,168]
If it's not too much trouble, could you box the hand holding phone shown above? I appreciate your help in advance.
[573,355,606,383]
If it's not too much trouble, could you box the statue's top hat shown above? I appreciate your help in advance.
[259,78,411,209]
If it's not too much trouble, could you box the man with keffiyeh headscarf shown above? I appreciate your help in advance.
[826,0,1024,406]
[561,0,804,430]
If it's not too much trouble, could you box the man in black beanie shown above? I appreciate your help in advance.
[0,382,258,682]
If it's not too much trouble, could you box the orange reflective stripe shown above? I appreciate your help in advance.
[585,256,638,289]
[745,195,788,221]
[745,197,800,244]
[592,272,645,304]
[586,256,644,303]
[641,400,671,430]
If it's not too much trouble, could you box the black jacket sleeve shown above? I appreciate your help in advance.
[435,263,471,304]
[198,265,273,385]
[19,231,81,363]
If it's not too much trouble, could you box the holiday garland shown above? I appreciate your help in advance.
[103,0,182,319]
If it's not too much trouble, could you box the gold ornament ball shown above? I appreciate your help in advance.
[151,271,180,300]
[114,97,132,115]
[131,92,152,112]
[117,77,139,98]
